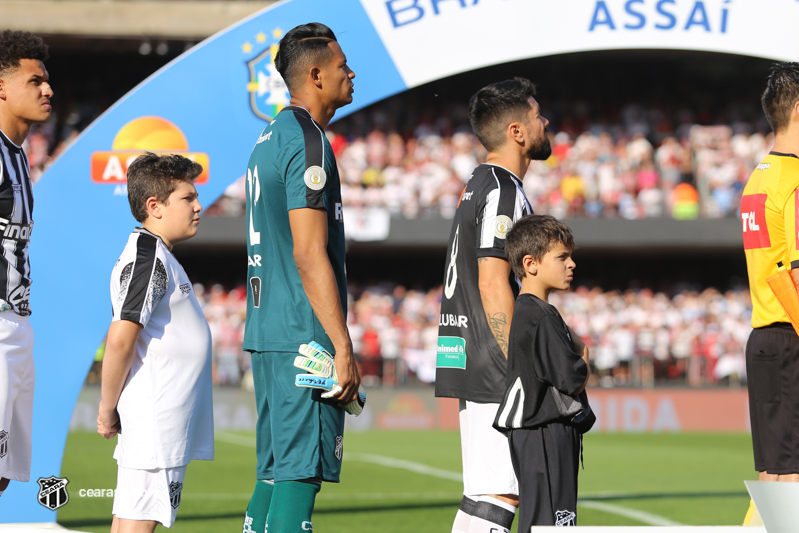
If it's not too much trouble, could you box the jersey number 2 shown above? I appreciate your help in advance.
[247,166,261,246]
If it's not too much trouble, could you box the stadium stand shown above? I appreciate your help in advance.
[17,25,766,392]
[86,281,748,390]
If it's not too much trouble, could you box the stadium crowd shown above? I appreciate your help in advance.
[27,92,771,221]
[187,281,750,390]
[206,98,771,220]
[31,70,758,391]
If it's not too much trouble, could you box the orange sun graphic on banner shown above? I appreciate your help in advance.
[91,117,209,184]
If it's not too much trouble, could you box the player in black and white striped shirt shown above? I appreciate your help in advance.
[435,78,553,533]
[0,30,51,496]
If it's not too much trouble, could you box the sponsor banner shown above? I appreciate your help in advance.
[360,0,799,89]
[439,387,751,433]
[72,386,750,434]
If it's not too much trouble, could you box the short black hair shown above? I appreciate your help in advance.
[761,62,799,134]
[126,153,202,222]
[506,215,575,279]
[0,30,49,77]
[274,22,337,93]
[469,77,538,152]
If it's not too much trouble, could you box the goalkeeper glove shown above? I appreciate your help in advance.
[294,341,366,416]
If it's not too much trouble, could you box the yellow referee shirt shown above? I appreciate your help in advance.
[742,152,799,328]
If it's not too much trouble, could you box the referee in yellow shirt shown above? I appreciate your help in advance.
[741,62,799,524]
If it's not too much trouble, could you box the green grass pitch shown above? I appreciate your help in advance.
[57,430,756,531]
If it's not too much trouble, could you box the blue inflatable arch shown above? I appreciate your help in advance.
[4,0,799,521]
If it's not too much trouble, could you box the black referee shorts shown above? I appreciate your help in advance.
[508,424,580,530]
[746,323,799,474]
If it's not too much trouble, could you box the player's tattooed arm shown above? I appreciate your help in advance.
[486,311,510,356]
[477,256,515,358]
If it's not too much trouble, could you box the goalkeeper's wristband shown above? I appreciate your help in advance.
[345,387,367,416]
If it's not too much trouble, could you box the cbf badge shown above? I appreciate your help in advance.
[37,476,69,510]
[304,166,327,190]
[493,215,513,239]
[243,28,291,121]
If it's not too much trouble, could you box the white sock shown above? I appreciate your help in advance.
[467,496,517,533]
[453,495,477,533]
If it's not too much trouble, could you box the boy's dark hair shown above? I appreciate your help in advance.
[761,62,799,134]
[469,77,537,152]
[0,30,49,77]
[275,22,337,94]
[506,214,575,279]
[126,152,202,222]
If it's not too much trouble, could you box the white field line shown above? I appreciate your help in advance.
[178,491,461,501]
[215,432,461,482]
[578,500,683,526]
[214,431,679,526]
[346,452,463,482]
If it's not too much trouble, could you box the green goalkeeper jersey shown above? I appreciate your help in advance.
[243,106,346,353]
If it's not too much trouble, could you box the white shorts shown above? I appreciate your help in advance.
[112,465,187,528]
[459,399,518,497]
[0,313,34,482]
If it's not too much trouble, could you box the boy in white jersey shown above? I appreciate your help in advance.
[97,153,214,531]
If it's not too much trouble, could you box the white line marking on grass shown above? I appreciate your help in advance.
[184,491,460,502]
[578,500,682,526]
[345,453,462,482]
[215,432,463,482]
[214,432,678,526]
[318,491,460,501]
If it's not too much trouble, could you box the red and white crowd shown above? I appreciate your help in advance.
[208,100,770,220]
[192,281,751,389]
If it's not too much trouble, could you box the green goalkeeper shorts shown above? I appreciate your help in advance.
[251,350,346,482]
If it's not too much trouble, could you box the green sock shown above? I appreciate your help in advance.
[266,481,321,533]
[243,480,274,533]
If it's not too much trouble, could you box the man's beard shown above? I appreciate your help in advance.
[527,133,552,161]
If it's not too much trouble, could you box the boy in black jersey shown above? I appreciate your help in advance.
[493,214,592,530]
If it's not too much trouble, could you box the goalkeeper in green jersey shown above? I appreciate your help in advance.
[241,22,361,533]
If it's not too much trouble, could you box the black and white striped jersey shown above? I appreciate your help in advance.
[435,164,533,402]
[0,129,34,316]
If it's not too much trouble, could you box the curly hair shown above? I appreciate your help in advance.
[0,30,49,77]
[126,153,203,222]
